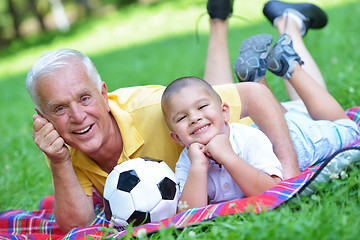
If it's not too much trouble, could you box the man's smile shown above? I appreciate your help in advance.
[73,124,94,134]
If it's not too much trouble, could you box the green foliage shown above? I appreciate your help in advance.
[0,0,360,239]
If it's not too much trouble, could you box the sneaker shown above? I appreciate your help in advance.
[263,0,328,35]
[234,33,273,82]
[207,0,234,20]
[298,146,360,197]
[267,33,303,79]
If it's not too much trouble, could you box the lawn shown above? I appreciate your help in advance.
[0,0,359,239]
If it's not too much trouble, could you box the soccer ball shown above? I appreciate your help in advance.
[103,158,179,227]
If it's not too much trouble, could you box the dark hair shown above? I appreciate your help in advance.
[161,76,222,125]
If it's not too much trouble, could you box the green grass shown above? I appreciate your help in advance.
[1,0,360,239]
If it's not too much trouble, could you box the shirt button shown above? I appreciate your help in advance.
[223,183,229,189]
[221,171,225,177]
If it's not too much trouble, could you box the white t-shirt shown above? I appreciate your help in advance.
[175,123,283,204]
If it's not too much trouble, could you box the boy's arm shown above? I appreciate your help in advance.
[176,143,209,212]
[206,134,281,197]
[234,82,301,179]
[226,157,281,196]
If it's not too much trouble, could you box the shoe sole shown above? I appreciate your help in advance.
[263,0,328,34]
[267,34,303,79]
[234,33,273,82]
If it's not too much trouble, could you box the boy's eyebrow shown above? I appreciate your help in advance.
[171,112,181,123]
[170,97,210,123]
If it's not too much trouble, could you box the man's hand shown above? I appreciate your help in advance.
[32,114,70,163]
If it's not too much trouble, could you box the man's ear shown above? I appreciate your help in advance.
[101,81,110,112]
[169,132,185,147]
[222,102,230,123]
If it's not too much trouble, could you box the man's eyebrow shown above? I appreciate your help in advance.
[46,101,62,110]
[45,89,91,109]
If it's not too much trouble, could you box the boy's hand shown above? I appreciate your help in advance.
[188,142,209,167]
[205,134,236,165]
[32,114,70,164]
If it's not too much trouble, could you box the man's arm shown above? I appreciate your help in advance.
[33,114,95,232]
[234,83,301,179]
[51,160,95,232]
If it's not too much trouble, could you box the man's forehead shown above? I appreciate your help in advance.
[37,75,95,108]
[45,88,91,104]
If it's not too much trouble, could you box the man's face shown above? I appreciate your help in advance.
[166,85,230,147]
[36,61,112,156]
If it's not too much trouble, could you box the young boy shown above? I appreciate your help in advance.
[161,76,283,211]
[161,33,360,212]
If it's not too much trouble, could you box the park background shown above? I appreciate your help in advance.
[1,0,360,239]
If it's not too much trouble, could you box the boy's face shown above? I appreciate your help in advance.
[165,85,230,147]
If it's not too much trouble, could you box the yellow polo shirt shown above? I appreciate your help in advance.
[66,84,252,197]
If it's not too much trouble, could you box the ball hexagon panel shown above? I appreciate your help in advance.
[135,160,164,184]
[108,189,135,221]
[149,198,178,222]
[159,161,178,183]
[114,157,144,173]
[131,180,162,212]
[103,169,121,200]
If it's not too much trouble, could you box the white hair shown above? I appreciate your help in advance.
[25,49,102,111]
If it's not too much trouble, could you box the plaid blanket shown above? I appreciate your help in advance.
[1,107,359,240]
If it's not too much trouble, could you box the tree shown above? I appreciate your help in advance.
[29,0,47,31]
[7,0,21,38]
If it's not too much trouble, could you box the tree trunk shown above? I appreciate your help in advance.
[29,0,47,31]
[7,0,21,38]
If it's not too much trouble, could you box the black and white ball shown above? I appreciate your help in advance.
[103,158,179,227]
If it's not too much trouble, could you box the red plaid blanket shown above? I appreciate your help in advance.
[1,107,359,240]
[0,165,321,240]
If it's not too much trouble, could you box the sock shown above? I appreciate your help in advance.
[273,9,308,36]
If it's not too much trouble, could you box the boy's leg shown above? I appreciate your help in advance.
[267,34,348,121]
[233,33,289,114]
[275,17,327,100]
[263,0,328,100]
[288,65,348,121]
[204,0,234,85]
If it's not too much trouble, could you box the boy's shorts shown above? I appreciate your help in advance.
[281,100,360,170]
